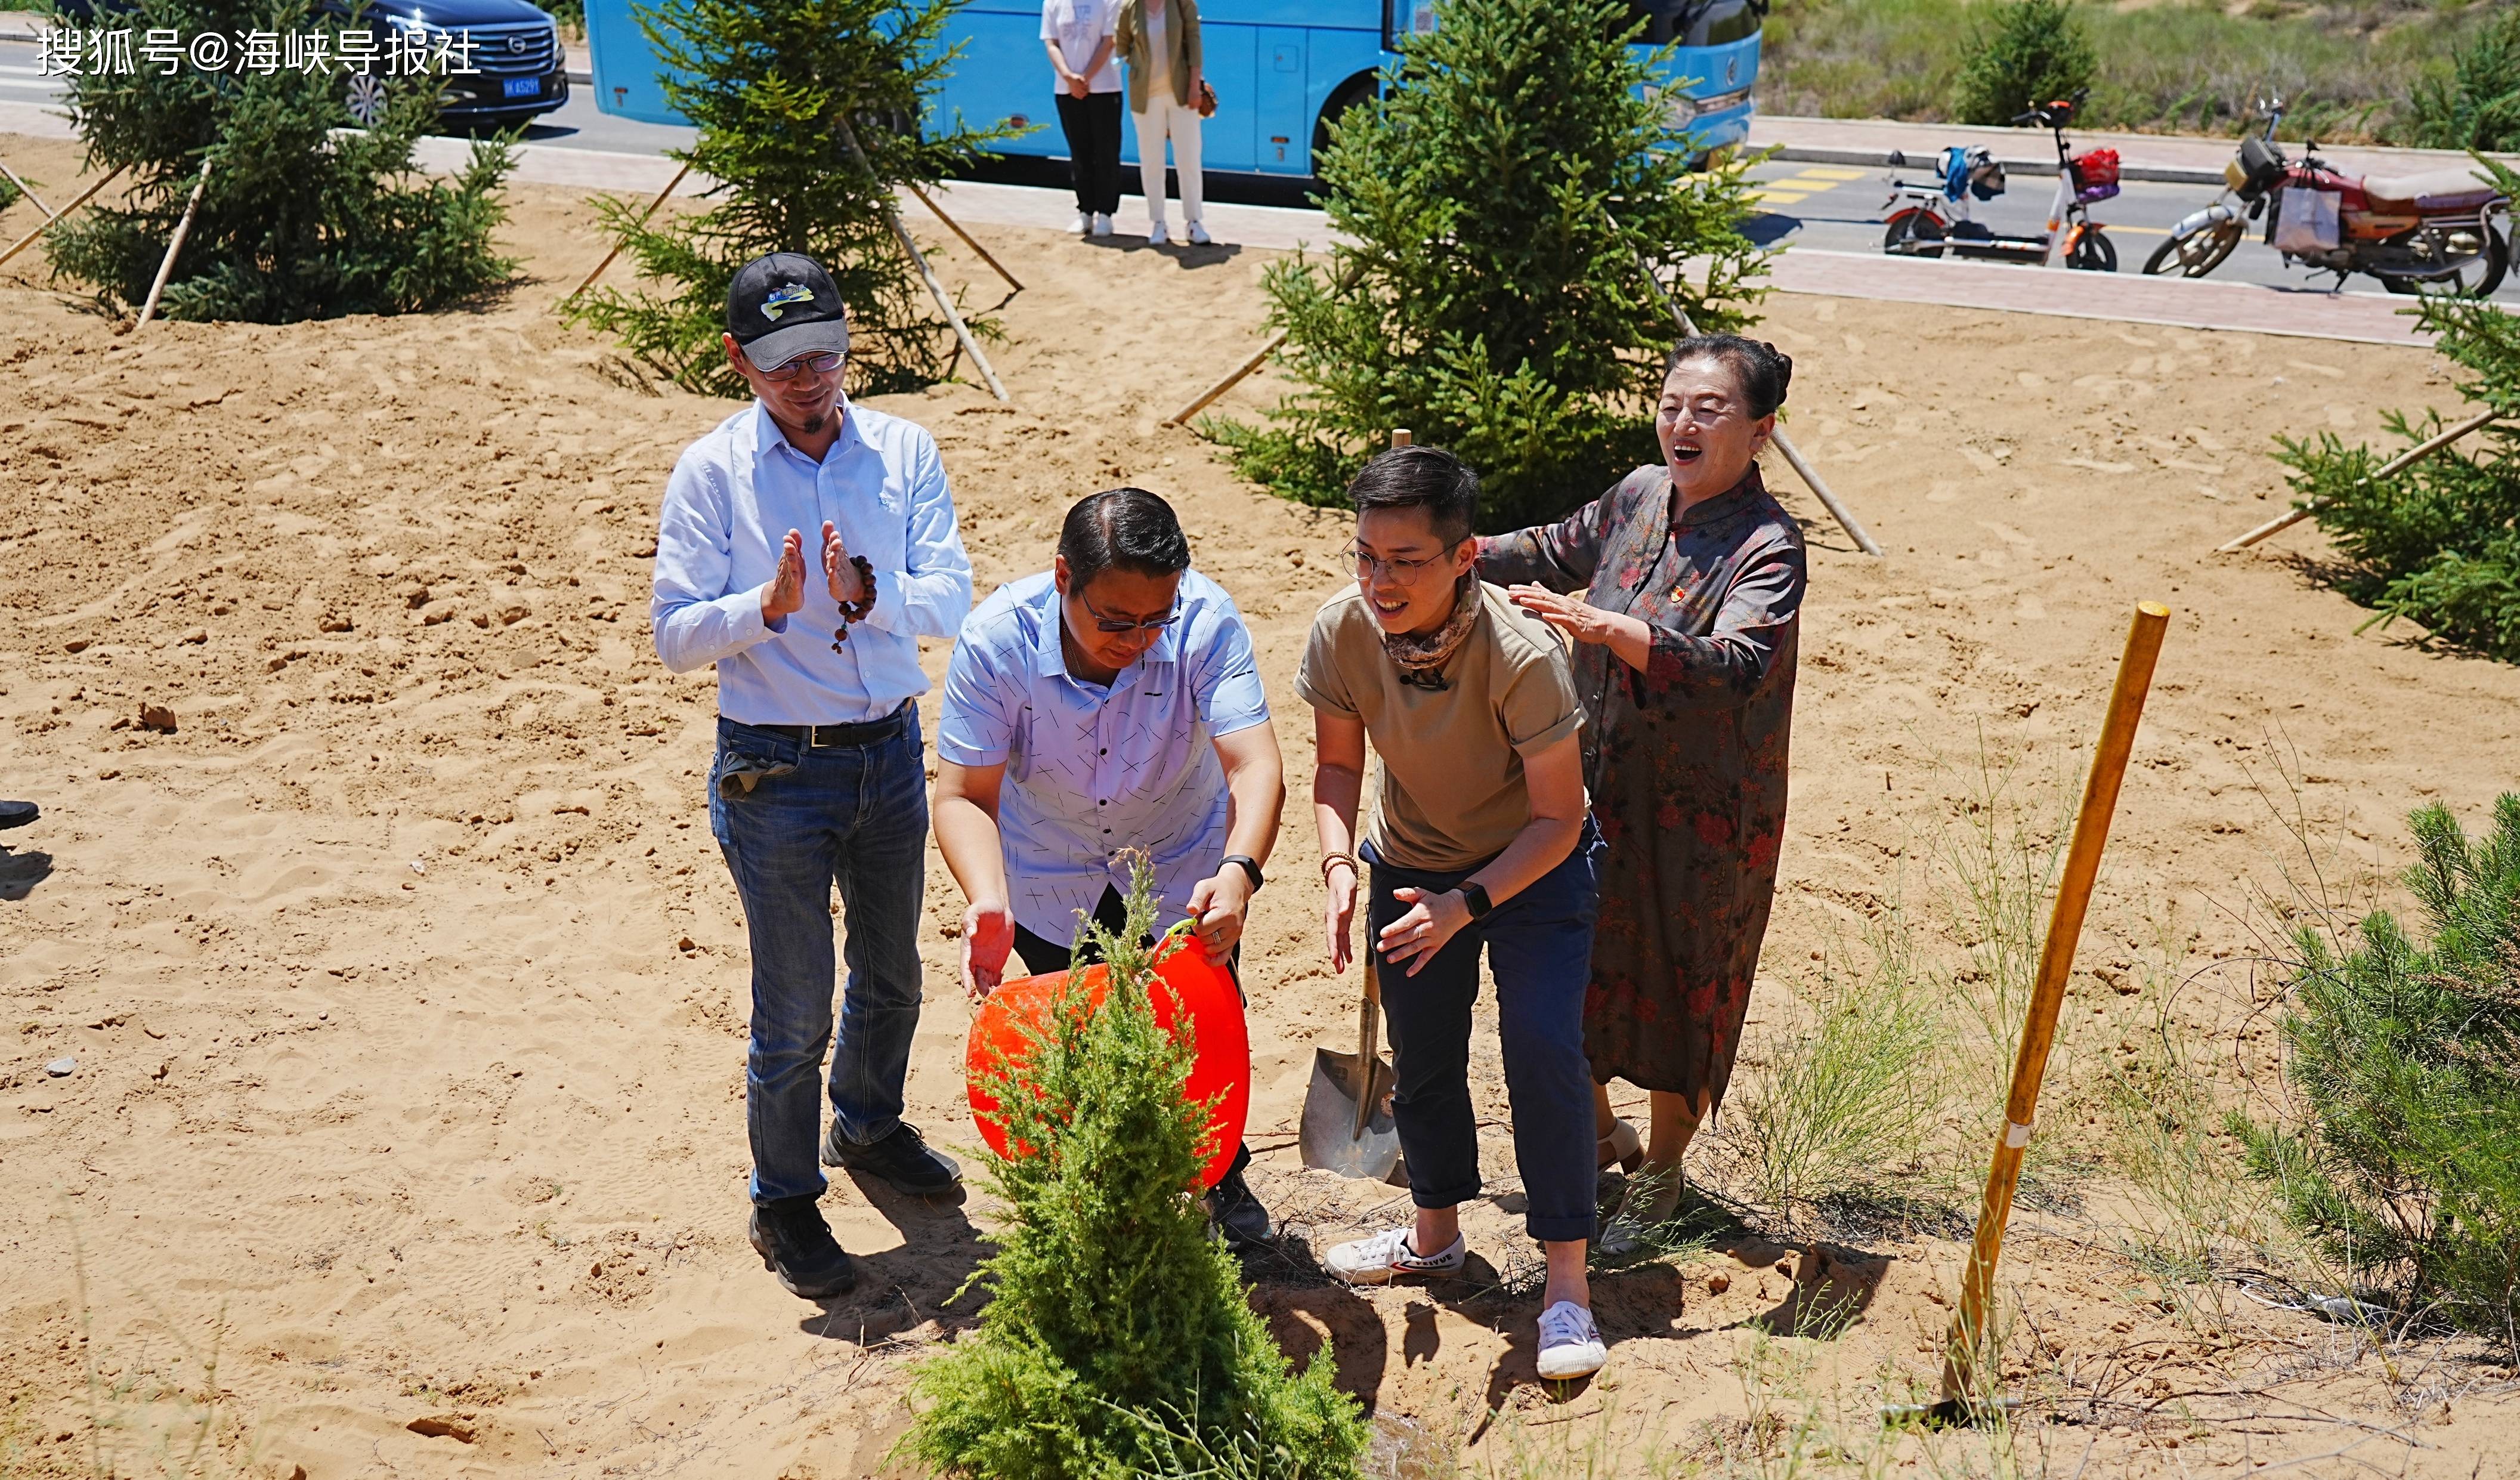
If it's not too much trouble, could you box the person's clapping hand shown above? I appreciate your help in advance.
[822,521,867,605]
[762,527,808,625]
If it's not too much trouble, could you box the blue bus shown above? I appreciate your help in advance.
[584,1,1762,179]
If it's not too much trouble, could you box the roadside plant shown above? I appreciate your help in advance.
[905,860,1367,1479]
[52,0,517,322]
[1211,0,1767,532]
[2278,229,2520,663]
[1952,0,2096,128]
[2410,3,2520,153]
[569,0,1012,398]
[2238,794,2520,1346]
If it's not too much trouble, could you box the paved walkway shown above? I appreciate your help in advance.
[1750,113,2513,188]
[0,101,2443,347]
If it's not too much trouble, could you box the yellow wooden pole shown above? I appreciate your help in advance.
[1941,601,2171,1410]
[565,159,693,302]
[0,164,128,271]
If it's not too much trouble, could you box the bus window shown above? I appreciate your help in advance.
[1383,0,1437,49]
[1615,1,1764,47]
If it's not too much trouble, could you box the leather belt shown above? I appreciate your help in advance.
[747,702,910,749]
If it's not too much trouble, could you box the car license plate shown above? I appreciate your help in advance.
[503,76,539,98]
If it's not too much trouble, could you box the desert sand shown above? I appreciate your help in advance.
[5,129,2519,1478]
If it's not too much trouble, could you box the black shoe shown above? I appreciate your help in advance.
[0,801,35,831]
[1207,1166,1273,1253]
[824,1121,961,1197]
[747,1195,859,1300]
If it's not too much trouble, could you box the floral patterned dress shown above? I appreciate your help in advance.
[1476,464,1805,1109]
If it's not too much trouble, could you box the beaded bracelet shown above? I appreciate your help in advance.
[830,556,877,653]
[1320,852,1358,883]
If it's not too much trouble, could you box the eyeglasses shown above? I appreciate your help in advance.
[759,350,844,382]
[1077,590,1182,635]
[1345,542,1461,583]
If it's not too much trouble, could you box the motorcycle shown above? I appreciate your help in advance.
[2143,96,2510,297]
[1882,94,2120,271]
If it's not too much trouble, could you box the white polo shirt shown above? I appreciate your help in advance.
[1041,0,1121,94]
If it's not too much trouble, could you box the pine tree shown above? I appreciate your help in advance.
[51,0,517,322]
[568,0,1010,398]
[2411,5,2520,153]
[1211,0,1767,532]
[906,861,1367,1480]
[1951,0,2096,129]
[2275,171,2520,664]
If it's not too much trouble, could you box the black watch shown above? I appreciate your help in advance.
[1459,882,1494,920]
[1223,854,1264,891]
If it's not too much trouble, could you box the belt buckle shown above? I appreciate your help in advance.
[807,724,840,749]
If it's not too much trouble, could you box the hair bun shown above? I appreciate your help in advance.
[1762,342,1793,404]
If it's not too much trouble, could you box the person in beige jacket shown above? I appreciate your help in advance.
[1115,0,1208,246]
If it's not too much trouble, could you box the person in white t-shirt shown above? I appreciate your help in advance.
[1114,0,1209,246]
[1041,0,1123,237]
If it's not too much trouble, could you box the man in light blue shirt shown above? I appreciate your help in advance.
[932,487,1284,1249]
[651,252,974,1303]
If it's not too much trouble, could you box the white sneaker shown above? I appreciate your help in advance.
[1186,221,1213,246]
[1323,1225,1467,1286]
[1536,1300,1607,1379]
[1148,220,1171,246]
[1070,211,1091,236]
[1090,212,1112,237]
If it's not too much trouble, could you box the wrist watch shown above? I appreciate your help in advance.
[1223,854,1264,891]
[1459,882,1494,920]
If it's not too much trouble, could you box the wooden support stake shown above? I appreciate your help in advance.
[135,155,214,332]
[836,116,1009,404]
[0,163,128,270]
[904,180,1024,295]
[2215,406,2502,553]
[1616,221,1884,557]
[1166,329,1285,427]
[1941,601,2171,1411]
[0,152,54,218]
[567,159,693,302]
[1390,428,1411,447]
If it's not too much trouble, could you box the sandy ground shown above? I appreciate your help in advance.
[5,131,2520,1478]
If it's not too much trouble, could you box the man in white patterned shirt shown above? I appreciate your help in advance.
[931,487,1283,1249]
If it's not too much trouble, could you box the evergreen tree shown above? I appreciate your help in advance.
[2411,5,2520,154]
[2275,178,2520,664]
[1951,0,2096,129]
[907,862,1367,1479]
[1212,0,1767,532]
[52,0,517,322]
[568,0,1012,398]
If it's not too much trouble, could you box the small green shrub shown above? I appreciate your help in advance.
[2238,795,2520,1344]
[51,0,517,322]
[1211,0,1766,533]
[905,862,1367,1479]
[2278,226,2520,663]
[1952,0,2097,127]
[2411,4,2520,151]
[568,0,1012,398]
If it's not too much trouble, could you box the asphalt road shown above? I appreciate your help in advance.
[7,40,2512,305]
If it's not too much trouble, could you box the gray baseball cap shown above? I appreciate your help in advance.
[726,252,851,371]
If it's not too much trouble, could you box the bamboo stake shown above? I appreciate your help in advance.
[1166,329,1285,426]
[2215,406,2502,553]
[0,152,53,218]
[566,159,693,301]
[135,155,214,332]
[1616,221,1884,557]
[1940,601,2172,1412]
[0,163,128,270]
[835,115,1009,404]
[1391,428,1411,447]
[904,180,1024,295]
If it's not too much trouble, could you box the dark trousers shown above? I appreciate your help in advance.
[1053,89,1125,216]
[708,712,929,1205]
[1013,883,1251,1185]
[1365,821,1604,1244]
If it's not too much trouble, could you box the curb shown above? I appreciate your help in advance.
[1768,144,2224,188]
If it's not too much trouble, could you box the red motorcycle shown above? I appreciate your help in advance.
[2144,97,2510,296]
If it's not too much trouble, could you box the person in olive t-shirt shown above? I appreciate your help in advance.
[1297,444,1610,1382]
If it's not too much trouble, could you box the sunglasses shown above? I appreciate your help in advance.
[758,350,844,382]
[1078,589,1181,635]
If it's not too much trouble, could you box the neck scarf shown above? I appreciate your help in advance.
[1379,572,1480,690]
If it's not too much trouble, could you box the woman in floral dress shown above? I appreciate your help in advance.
[1476,335,1807,1226]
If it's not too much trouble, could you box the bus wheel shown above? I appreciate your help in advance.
[1311,74,1380,175]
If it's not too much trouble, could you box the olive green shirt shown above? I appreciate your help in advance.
[1297,582,1584,872]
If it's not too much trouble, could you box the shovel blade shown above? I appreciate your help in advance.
[1298,1046,1402,1182]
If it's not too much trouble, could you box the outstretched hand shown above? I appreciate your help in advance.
[1376,885,1471,977]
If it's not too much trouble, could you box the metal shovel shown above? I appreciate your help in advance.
[1298,953,1403,1182]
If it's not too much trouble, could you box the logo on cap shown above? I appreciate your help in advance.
[760,283,815,321]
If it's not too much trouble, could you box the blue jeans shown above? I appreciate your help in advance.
[1365,821,1604,1244]
[709,711,929,1204]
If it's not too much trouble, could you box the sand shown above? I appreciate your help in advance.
[5,129,2519,1477]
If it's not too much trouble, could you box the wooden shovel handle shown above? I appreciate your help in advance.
[1355,955,1383,1139]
